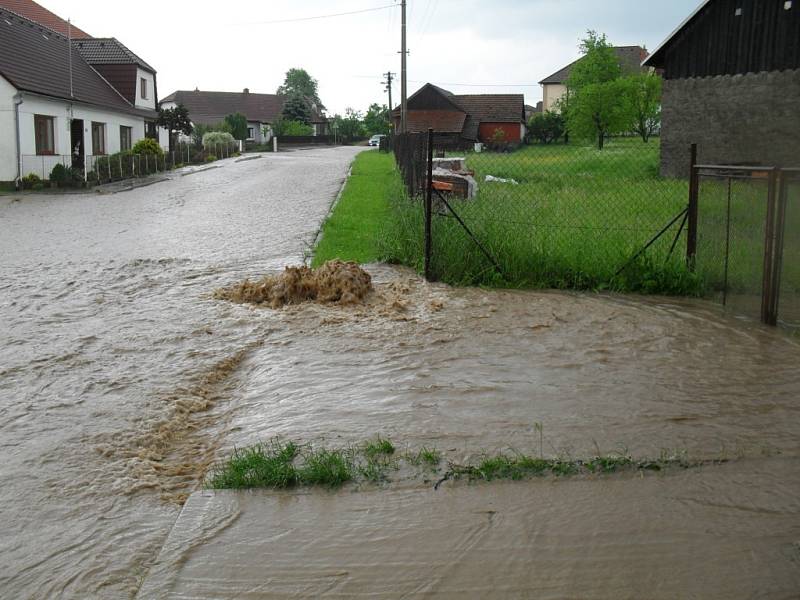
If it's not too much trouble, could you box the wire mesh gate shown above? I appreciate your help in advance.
[690,147,799,329]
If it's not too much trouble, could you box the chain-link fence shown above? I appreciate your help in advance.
[389,131,691,293]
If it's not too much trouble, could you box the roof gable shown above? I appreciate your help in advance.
[406,83,465,113]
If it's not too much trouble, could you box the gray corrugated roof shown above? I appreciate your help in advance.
[539,46,649,84]
[0,9,155,117]
[74,38,156,73]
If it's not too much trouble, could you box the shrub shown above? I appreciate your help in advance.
[528,111,565,144]
[273,118,313,137]
[21,173,41,189]
[49,163,70,186]
[131,137,164,156]
[205,154,217,162]
[49,163,84,187]
[202,131,235,149]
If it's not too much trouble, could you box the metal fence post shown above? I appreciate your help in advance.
[761,169,779,325]
[686,143,699,267]
[424,128,434,281]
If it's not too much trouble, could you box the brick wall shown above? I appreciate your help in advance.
[660,69,800,177]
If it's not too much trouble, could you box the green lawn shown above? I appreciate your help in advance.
[312,150,398,267]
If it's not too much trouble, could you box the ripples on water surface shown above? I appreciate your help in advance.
[1,148,798,598]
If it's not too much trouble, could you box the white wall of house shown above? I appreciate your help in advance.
[5,89,161,181]
[135,68,156,110]
[542,83,567,112]
[0,75,18,181]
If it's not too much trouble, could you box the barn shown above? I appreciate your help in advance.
[644,0,800,176]
[392,83,526,146]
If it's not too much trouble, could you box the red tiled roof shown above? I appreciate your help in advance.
[0,0,91,38]
[453,94,525,123]
[406,110,466,133]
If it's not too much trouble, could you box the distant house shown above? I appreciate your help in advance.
[391,83,526,145]
[159,89,329,144]
[524,101,543,122]
[644,0,800,176]
[0,6,166,184]
[538,46,649,112]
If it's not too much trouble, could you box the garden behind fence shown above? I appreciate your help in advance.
[387,132,799,332]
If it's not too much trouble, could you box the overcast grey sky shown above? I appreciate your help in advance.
[42,0,699,114]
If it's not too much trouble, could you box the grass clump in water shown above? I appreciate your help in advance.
[208,440,299,489]
[298,448,354,487]
[362,437,395,459]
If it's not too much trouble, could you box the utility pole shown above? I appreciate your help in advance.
[400,0,408,133]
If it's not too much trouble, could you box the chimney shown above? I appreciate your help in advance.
[243,88,249,94]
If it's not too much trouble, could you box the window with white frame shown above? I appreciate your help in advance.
[120,126,132,151]
[140,77,148,100]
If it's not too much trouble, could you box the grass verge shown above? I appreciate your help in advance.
[207,437,715,491]
[311,150,399,267]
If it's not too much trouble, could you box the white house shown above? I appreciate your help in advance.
[538,46,650,112]
[0,6,168,184]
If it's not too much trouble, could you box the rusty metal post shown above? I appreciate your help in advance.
[686,144,699,268]
[761,169,779,325]
[770,170,789,325]
[424,128,434,281]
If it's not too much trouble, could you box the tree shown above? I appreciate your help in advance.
[277,68,325,110]
[223,112,248,141]
[568,79,631,150]
[157,104,192,154]
[363,103,390,136]
[528,111,565,144]
[281,93,312,124]
[622,73,662,142]
[331,108,365,143]
[565,31,629,149]
[567,31,621,90]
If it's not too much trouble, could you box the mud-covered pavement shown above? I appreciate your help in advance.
[2,146,800,598]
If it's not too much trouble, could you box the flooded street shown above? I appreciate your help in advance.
[2,146,800,598]
[0,147,362,598]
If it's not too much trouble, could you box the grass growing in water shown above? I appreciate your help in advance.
[208,437,714,491]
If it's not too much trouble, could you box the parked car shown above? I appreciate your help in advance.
[368,134,386,147]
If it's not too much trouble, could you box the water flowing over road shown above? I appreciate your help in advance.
[2,146,799,599]
[0,148,362,598]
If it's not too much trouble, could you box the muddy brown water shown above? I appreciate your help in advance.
[2,148,800,598]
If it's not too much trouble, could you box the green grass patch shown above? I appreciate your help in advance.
[311,150,399,266]
[207,437,713,491]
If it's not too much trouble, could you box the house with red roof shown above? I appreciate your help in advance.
[391,83,526,146]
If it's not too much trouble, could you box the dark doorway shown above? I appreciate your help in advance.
[70,118,84,170]
[145,121,158,140]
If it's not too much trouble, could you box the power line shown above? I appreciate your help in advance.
[248,4,395,25]
[409,79,541,87]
